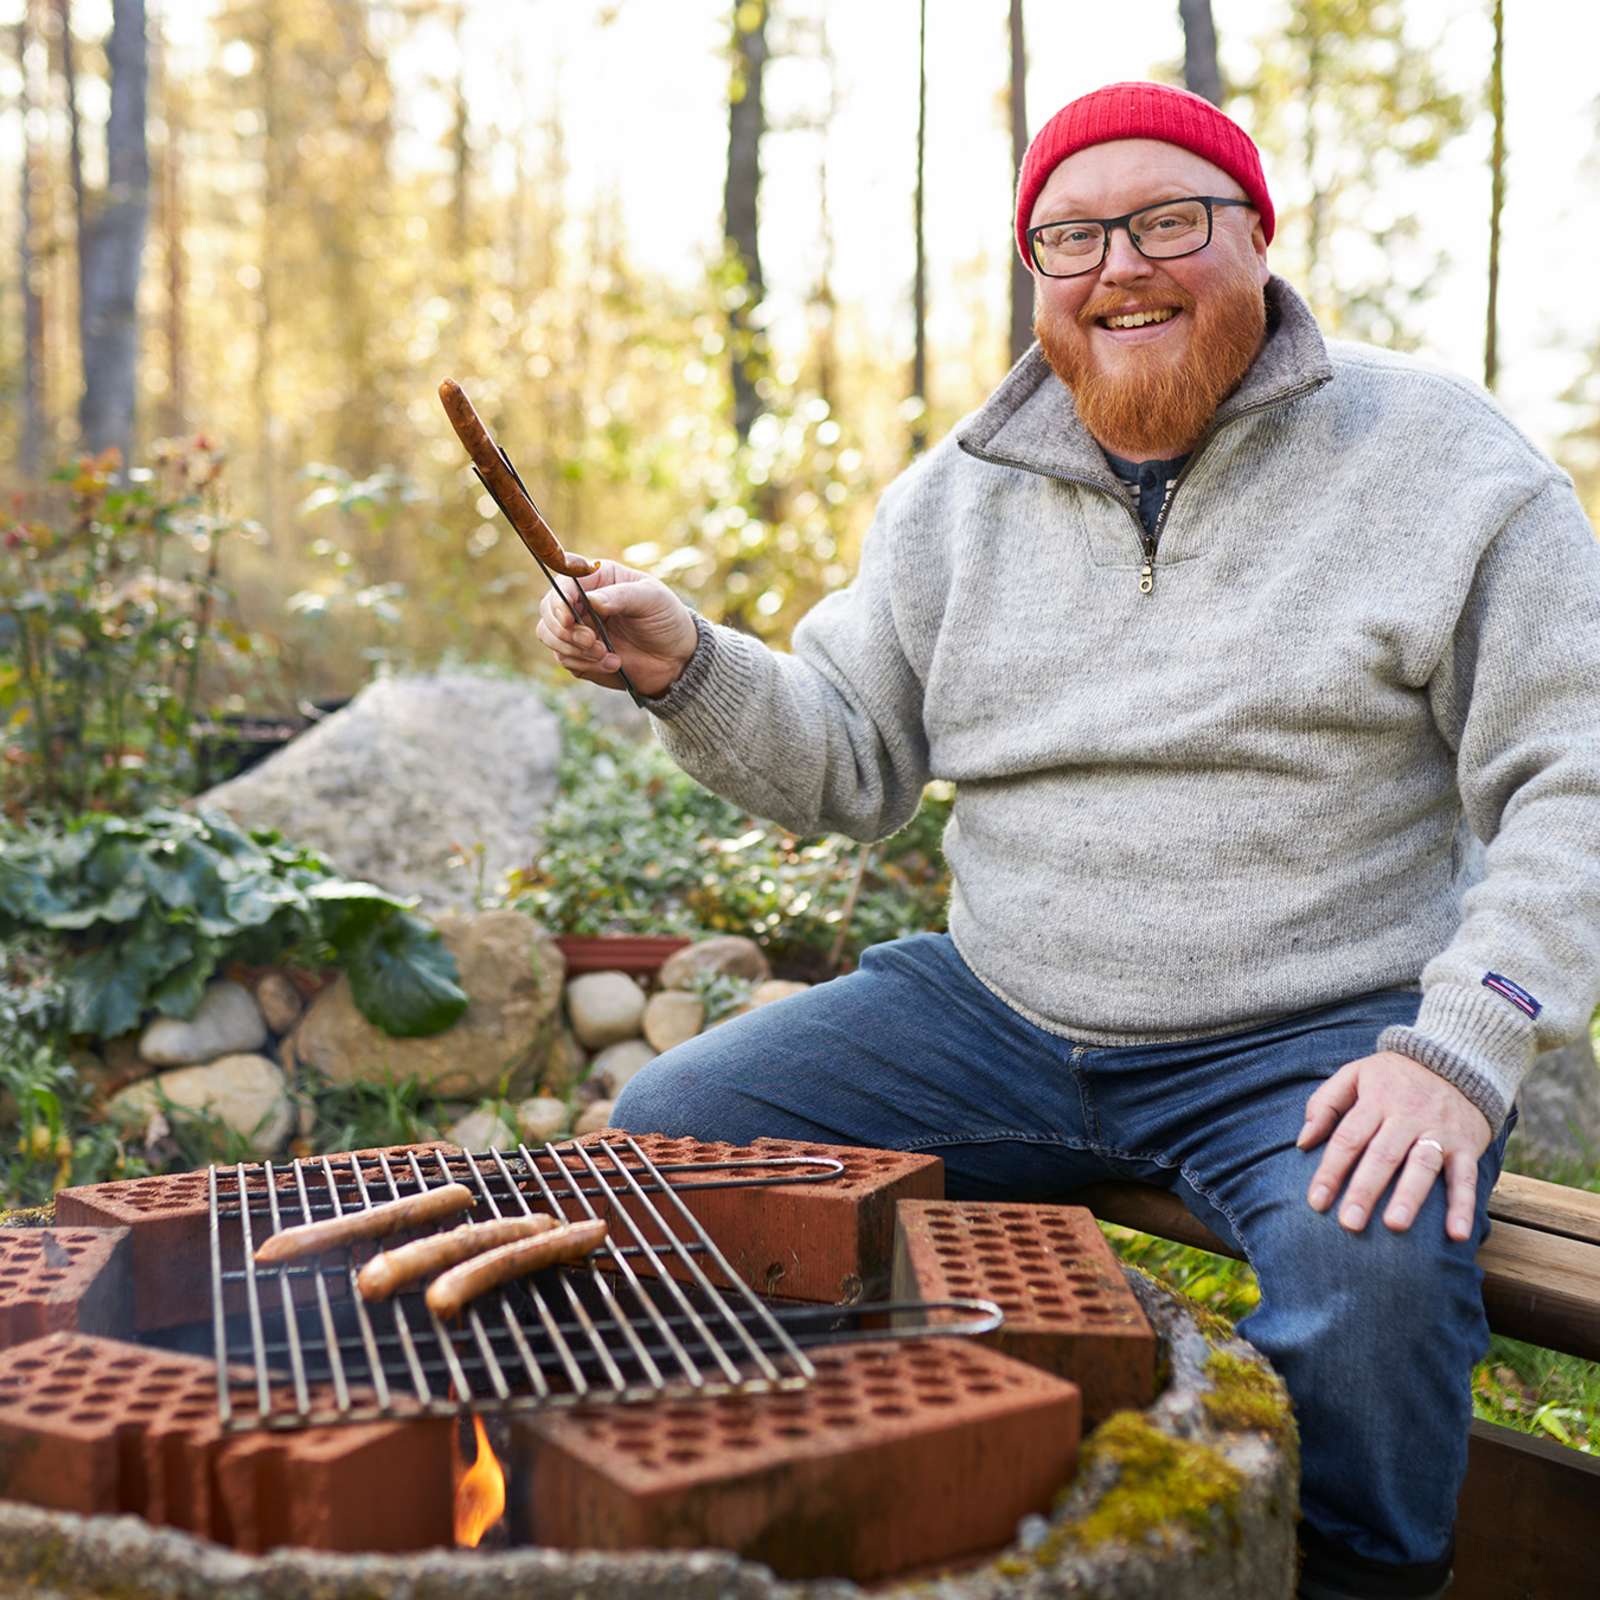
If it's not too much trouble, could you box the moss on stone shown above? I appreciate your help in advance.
[1202,1349,1296,1447]
[1025,1411,1246,1568]
[0,1202,55,1229]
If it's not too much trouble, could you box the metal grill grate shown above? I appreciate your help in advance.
[208,1137,841,1431]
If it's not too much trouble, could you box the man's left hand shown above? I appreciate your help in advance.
[1298,1051,1492,1240]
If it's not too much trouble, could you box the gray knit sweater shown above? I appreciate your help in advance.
[647,279,1600,1129]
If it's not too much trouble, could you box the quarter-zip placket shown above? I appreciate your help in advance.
[960,376,1327,596]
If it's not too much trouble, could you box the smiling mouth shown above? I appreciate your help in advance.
[1097,307,1181,330]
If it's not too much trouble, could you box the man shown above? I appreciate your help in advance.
[535,83,1600,1599]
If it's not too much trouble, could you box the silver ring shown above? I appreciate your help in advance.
[1414,1137,1445,1158]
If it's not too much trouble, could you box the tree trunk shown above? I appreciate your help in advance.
[17,7,47,479]
[254,5,278,534]
[57,0,88,419]
[724,0,768,441]
[78,0,150,465]
[1484,0,1505,391]
[1007,0,1032,365]
[812,13,838,410]
[155,5,185,436]
[909,0,928,457]
[1178,0,1223,107]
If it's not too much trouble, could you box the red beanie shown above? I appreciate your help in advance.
[1015,81,1275,266]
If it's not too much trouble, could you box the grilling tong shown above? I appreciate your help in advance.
[438,378,645,706]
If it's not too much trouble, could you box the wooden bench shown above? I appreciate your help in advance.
[1075,1171,1600,1599]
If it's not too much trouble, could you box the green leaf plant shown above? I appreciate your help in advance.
[0,808,467,1042]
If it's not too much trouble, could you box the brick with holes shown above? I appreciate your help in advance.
[54,1143,454,1331]
[0,1333,226,1529]
[212,1409,454,1554]
[890,1200,1157,1422]
[571,1131,944,1303]
[0,1227,132,1348]
[514,1337,1080,1582]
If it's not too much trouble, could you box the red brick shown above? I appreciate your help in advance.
[515,1338,1080,1582]
[0,1330,453,1553]
[0,1333,224,1523]
[212,1408,454,1554]
[891,1200,1157,1422]
[0,1228,132,1348]
[569,1132,944,1303]
[54,1144,456,1331]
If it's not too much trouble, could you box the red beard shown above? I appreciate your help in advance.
[1035,270,1267,457]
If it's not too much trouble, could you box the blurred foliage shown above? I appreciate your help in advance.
[1233,0,1469,349]
[0,807,465,1041]
[507,700,952,973]
[0,1033,148,1208]
[0,440,269,819]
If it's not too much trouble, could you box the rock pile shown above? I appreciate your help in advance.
[78,929,813,1163]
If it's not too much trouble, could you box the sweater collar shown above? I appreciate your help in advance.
[955,276,1334,486]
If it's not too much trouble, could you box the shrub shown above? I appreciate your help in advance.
[509,703,952,971]
[0,441,268,820]
[0,807,466,1042]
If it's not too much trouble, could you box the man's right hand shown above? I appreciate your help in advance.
[534,560,699,699]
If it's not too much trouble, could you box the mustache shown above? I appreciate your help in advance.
[1074,286,1196,329]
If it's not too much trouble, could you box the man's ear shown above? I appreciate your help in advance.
[1250,220,1270,286]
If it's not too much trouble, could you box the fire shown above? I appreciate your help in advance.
[453,1413,506,1548]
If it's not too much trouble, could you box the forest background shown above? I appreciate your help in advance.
[1,0,1595,712]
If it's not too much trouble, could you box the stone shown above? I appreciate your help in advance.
[292,911,566,1099]
[588,1039,657,1096]
[565,972,646,1050]
[656,936,770,990]
[573,1077,612,1108]
[573,1100,617,1137]
[101,1033,146,1083]
[105,1054,293,1158]
[445,1106,519,1152]
[196,672,562,913]
[748,980,811,1008]
[514,1096,570,1146]
[65,1045,145,1105]
[139,980,268,1066]
[1511,1035,1600,1166]
[253,972,304,1036]
[538,1027,588,1097]
[642,991,704,1053]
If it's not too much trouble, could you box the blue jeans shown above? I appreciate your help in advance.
[615,933,1513,1570]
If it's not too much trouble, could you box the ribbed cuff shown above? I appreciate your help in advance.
[641,614,762,759]
[1376,982,1536,1130]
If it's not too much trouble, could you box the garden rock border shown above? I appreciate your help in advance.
[0,1271,1296,1599]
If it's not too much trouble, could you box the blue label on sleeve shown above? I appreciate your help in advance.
[1482,971,1541,1019]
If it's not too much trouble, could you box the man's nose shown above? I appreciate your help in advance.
[1099,225,1154,284]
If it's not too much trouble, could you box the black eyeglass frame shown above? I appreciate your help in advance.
[1026,196,1256,278]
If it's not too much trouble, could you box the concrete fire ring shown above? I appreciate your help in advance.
[0,1269,1297,1599]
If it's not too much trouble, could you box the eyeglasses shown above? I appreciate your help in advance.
[1026,196,1255,278]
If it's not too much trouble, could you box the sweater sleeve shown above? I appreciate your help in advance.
[641,489,932,843]
[1378,477,1600,1128]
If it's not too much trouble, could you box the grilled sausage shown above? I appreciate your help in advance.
[254,1183,476,1265]
[437,379,599,579]
[425,1218,609,1319]
[356,1215,559,1302]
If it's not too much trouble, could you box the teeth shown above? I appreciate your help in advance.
[1104,308,1178,329]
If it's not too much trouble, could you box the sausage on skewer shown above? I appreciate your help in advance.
[425,1218,609,1319]
[437,379,598,579]
[356,1215,559,1302]
[254,1183,476,1265]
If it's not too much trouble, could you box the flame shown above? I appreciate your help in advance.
[453,1413,506,1548]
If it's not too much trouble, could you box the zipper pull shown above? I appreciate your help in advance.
[1139,560,1154,596]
